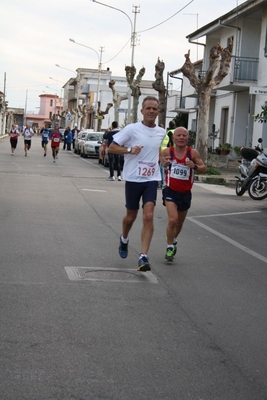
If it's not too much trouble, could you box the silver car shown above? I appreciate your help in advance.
[80,132,103,158]
[74,131,88,154]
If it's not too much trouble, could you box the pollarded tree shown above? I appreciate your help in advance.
[152,57,166,128]
[96,101,113,131]
[178,42,233,163]
[109,80,128,123]
[125,65,146,123]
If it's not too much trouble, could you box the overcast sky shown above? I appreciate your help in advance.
[0,0,246,112]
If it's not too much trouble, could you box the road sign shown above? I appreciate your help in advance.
[66,113,71,120]
[116,108,127,113]
[249,86,267,95]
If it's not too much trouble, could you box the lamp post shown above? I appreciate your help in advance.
[69,38,104,130]
[91,1,140,124]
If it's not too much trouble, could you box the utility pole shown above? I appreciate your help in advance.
[127,5,140,124]
[1,72,7,134]
[95,46,104,130]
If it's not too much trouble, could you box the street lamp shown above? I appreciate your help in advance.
[91,1,140,124]
[69,38,104,129]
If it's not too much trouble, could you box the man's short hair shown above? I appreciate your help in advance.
[142,96,159,109]
[112,121,118,129]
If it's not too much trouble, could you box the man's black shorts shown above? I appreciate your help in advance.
[24,139,31,149]
[162,186,192,211]
[42,141,48,148]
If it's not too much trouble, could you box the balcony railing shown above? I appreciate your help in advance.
[232,56,259,82]
[196,56,259,84]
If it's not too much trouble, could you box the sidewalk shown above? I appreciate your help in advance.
[195,166,238,186]
[0,133,238,185]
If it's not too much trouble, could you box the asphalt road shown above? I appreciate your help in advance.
[1,135,267,400]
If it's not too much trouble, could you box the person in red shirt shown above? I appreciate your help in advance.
[161,127,206,262]
[50,126,62,162]
[9,124,20,155]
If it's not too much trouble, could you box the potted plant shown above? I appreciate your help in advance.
[234,145,241,157]
[221,143,232,155]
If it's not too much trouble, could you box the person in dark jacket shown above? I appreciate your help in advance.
[66,129,73,151]
[103,121,122,181]
[63,127,71,150]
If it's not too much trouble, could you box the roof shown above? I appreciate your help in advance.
[186,0,264,41]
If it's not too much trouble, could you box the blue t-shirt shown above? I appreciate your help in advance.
[41,128,50,142]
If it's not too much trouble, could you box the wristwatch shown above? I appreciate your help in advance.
[127,147,132,154]
[193,164,198,170]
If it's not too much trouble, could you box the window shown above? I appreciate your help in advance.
[49,112,52,119]
[50,99,53,107]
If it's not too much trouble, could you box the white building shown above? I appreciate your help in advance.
[62,67,179,130]
[178,0,267,149]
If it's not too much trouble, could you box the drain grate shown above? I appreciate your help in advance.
[64,267,158,284]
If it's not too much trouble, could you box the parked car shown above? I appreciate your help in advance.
[74,130,89,154]
[80,132,103,158]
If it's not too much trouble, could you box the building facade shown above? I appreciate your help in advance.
[178,0,267,150]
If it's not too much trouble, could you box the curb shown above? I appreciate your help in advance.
[194,175,236,186]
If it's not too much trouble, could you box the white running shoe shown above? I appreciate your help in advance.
[117,176,122,181]
[107,176,115,181]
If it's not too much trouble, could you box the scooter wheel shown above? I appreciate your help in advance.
[235,181,246,196]
[248,179,267,200]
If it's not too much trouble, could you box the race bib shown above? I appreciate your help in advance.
[170,163,190,180]
[137,161,156,177]
[53,138,60,143]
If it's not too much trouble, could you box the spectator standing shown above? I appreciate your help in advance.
[103,121,122,181]
[22,124,34,156]
[9,124,20,155]
[63,127,71,150]
[108,96,167,271]
[72,124,80,150]
[66,129,73,151]
[166,120,176,147]
[158,126,170,189]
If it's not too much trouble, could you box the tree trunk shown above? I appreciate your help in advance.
[177,42,232,163]
[109,80,128,123]
[97,101,113,131]
[125,66,146,123]
[197,85,212,163]
[152,58,166,127]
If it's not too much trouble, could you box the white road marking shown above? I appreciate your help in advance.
[191,211,261,219]
[188,215,267,264]
[82,189,107,192]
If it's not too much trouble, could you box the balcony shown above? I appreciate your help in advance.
[232,56,259,82]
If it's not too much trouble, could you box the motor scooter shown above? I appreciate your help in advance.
[235,138,267,200]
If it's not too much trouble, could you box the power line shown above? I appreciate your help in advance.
[138,0,194,33]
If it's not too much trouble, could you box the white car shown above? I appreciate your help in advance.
[74,131,89,154]
[80,132,103,158]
